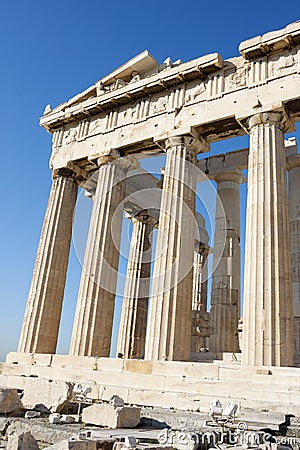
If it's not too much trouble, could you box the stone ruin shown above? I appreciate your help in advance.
[1,19,300,449]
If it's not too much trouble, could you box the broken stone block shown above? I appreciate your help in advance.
[60,414,76,424]
[0,417,10,433]
[44,439,97,449]
[109,395,124,407]
[22,378,74,412]
[124,436,137,448]
[0,389,24,415]
[78,431,116,449]
[24,410,41,419]
[49,413,61,424]
[7,430,39,450]
[82,403,140,428]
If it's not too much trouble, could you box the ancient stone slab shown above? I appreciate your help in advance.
[7,430,39,450]
[24,410,41,419]
[44,439,97,449]
[22,378,74,412]
[0,389,23,415]
[82,403,140,428]
[49,413,61,424]
[124,436,137,448]
[0,417,10,433]
[60,415,76,424]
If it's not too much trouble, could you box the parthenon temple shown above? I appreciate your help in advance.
[2,20,300,414]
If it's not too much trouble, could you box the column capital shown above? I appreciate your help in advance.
[155,131,209,156]
[96,149,120,167]
[53,167,76,180]
[166,134,208,153]
[214,169,246,184]
[245,109,295,133]
[287,154,300,171]
[126,210,158,228]
[97,153,140,172]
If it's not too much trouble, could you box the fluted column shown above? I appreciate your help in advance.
[70,155,132,357]
[18,169,78,354]
[191,242,210,352]
[287,154,300,365]
[192,241,209,312]
[117,212,157,359]
[145,135,208,361]
[242,111,294,366]
[210,170,244,353]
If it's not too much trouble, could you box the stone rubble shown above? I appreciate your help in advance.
[49,413,61,424]
[7,430,39,450]
[0,389,23,416]
[60,415,76,424]
[24,410,41,419]
[44,439,97,449]
[124,436,137,448]
[109,396,125,408]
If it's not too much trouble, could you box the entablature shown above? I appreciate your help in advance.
[40,21,300,172]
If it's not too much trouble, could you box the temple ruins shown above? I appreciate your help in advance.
[1,20,300,415]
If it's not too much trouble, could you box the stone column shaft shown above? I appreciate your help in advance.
[287,155,300,365]
[18,170,78,354]
[70,156,129,357]
[117,213,156,359]
[242,111,294,366]
[192,243,209,312]
[145,135,206,361]
[191,243,210,353]
[210,170,243,353]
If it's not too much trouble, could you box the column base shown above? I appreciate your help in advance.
[2,351,300,415]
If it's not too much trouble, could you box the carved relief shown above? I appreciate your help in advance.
[118,104,134,127]
[152,95,168,114]
[64,127,78,145]
[89,115,106,135]
[185,82,206,103]
[227,64,250,89]
[269,52,297,77]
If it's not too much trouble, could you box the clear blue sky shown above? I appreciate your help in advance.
[0,0,299,361]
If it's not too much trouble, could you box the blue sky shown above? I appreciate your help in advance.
[0,1,299,361]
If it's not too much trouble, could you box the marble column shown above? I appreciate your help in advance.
[192,241,209,312]
[117,212,157,359]
[69,155,131,357]
[210,170,244,353]
[18,169,78,354]
[287,154,300,365]
[191,242,210,352]
[242,111,294,367]
[145,135,207,361]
